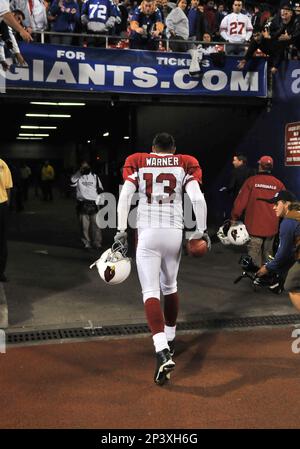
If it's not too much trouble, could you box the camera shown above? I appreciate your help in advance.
[234,255,284,294]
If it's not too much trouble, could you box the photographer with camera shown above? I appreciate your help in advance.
[129,0,164,51]
[71,161,104,250]
[256,192,300,300]
[237,2,300,74]
[284,202,300,309]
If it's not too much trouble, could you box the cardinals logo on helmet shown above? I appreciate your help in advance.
[230,228,238,242]
[104,265,116,282]
[227,223,250,246]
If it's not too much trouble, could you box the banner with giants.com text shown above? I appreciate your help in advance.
[2,42,267,97]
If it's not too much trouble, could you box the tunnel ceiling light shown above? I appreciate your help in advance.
[26,114,71,118]
[19,133,49,137]
[123,136,130,140]
[103,132,109,137]
[57,102,85,106]
[30,102,85,106]
[17,137,43,140]
[21,125,57,129]
[87,140,91,143]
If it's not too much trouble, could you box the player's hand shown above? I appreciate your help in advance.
[20,29,33,42]
[114,231,127,246]
[189,230,204,240]
[202,232,211,251]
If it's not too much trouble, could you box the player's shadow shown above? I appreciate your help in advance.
[169,356,300,399]
[168,331,300,398]
[173,331,218,372]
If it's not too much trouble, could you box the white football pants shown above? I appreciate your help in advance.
[136,228,183,302]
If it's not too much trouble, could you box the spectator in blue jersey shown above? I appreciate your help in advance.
[256,191,300,283]
[81,0,121,46]
[188,0,199,41]
[48,0,80,45]
[129,0,164,50]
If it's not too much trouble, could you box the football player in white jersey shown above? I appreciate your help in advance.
[220,0,253,55]
[115,133,210,385]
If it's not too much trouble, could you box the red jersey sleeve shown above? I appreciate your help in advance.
[182,155,202,187]
[122,154,139,188]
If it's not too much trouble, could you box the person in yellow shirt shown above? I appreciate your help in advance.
[0,157,13,282]
[41,160,55,201]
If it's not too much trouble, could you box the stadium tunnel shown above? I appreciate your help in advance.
[1,80,300,333]
[0,90,270,232]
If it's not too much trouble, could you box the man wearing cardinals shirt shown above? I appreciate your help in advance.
[231,155,285,268]
[115,133,210,385]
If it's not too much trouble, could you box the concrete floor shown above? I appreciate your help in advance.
[2,191,297,332]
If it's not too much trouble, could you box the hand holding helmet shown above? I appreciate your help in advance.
[114,230,128,247]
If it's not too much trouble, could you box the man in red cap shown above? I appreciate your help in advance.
[231,155,285,267]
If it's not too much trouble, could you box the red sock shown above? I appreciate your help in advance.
[144,298,164,336]
[164,292,179,327]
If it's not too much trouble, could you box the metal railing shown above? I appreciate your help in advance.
[33,30,250,53]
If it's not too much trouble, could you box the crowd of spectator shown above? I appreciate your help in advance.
[1,0,300,63]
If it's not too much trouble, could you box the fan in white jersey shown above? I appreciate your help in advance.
[220,0,253,56]
[114,132,210,385]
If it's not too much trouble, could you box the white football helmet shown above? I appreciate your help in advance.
[217,221,231,246]
[227,223,250,246]
[90,241,131,285]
